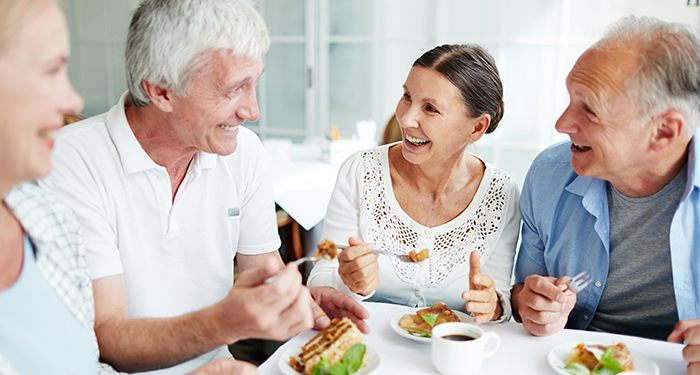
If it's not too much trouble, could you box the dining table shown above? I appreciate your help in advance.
[257,302,687,374]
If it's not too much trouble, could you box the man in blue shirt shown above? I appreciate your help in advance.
[511,15,700,373]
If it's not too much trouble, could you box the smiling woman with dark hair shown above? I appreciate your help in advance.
[309,44,521,324]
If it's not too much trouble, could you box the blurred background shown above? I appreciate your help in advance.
[56,0,700,365]
[59,0,700,189]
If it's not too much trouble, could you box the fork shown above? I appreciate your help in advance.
[371,249,412,263]
[264,255,319,284]
[565,271,592,294]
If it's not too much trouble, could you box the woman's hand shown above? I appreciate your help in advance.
[337,237,379,296]
[462,250,501,324]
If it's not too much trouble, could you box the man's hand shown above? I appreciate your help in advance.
[309,286,371,334]
[512,275,576,336]
[186,358,257,375]
[462,251,501,324]
[337,237,379,296]
[217,258,314,343]
[668,318,700,374]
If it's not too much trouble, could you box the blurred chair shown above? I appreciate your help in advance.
[276,208,303,261]
[381,113,402,145]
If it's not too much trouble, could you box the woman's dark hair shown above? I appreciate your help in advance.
[414,44,504,134]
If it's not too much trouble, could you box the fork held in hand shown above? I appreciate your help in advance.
[565,271,592,294]
[263,255,318,284]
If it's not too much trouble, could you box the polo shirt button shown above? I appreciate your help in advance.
[595,281,602,287]
[583,314,589,320]
[158,173,167,180]
[414,290,422,297]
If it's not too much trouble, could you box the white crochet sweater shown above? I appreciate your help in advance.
[308,144,521,321]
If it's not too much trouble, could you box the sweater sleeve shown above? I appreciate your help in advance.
[307,152,374,301]
[480,174,521,323]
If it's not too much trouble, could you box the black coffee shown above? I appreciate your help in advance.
[442,334,476,341]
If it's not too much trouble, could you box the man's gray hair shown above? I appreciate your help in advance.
[125,0,270,108]
[595,16,700,134]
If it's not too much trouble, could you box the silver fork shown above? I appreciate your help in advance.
[264,255,319,284]
[371,249,413,263]
[565,271,592,294]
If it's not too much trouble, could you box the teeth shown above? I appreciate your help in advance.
[573,143,591,151]
[406,134,429,146]
[219,124,238,132]
[40,129,57,140]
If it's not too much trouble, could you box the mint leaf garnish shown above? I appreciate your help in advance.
[343,344,366,372]
[562,362,591,375]
[420,313,438,327]
[312,344,365,375]
[312,357,331,375]
[592,367,616,375]
[407,329,431,337]
[329,362,349,375]
[598,348,623,373]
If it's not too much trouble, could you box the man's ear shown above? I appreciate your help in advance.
[469,114,490,143]
[141,79,174,113]
[650,110,686,152]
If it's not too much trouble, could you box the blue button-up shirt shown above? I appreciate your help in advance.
[514,134,700,329]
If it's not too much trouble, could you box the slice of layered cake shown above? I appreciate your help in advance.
[290,317,367,375]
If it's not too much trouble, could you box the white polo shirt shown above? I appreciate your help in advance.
[40,92,280,373]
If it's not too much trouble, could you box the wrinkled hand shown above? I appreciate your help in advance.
[309,286,371,334]
[516,275,576,336]
[218,258,314,343]
[186,358,257,375]
[668,318,700,374]
[337,237,379,296]
[462,251,501,324]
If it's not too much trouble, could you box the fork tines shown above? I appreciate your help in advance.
[567,271,592,294]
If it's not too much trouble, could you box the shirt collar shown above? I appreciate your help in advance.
[689,130,700,189]
[107,91,218,175]
[107,92,159,175]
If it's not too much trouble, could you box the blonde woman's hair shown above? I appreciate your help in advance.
[0,0,52,53]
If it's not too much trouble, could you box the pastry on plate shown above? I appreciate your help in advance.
[398,302,459,336]
[566,342,634,373]
[290,317,367,375]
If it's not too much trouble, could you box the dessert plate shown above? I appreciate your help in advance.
[548,341,659,375]
[278,344,381,375]
[389,308,474,345]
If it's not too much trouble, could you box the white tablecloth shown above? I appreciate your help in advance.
[269,143,340,231]
[258,302,686,374]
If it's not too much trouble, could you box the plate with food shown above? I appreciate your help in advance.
[548,341,659,375]
[390,302,474,344]
[279,317,381,375]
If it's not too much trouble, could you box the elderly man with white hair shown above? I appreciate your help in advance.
[40,0,368,373]
[511,15,700,374]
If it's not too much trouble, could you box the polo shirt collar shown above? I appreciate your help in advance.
[107,91,218,175]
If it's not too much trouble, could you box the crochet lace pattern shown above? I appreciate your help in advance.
[360,150,510,286]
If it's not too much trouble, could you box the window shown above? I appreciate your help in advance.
[62,0,700,187]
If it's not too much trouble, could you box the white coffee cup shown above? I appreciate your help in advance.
[431,322,500,375]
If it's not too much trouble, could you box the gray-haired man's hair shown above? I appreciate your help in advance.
[594,16,700,134]
[125,0,270,108]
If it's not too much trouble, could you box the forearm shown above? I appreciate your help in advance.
[95,303,231,373]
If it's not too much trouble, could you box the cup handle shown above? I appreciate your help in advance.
[480,331,500,358]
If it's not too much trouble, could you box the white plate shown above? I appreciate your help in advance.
[278,344,381,375]
[389,308,474,344]
[547,341,660,375]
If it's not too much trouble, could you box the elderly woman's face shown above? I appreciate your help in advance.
[395,65,485,166]
[0,2,83,188]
